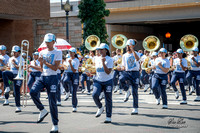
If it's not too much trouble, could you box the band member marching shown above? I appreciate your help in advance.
[2,46,24,113]
[186,47,200,101]
[0,45,10,96]
[30,33,62,133]
[90,43,113,123]
[170,49,188,104]
[61,47,80,112]
[28,52,42,92]
[119,39,140,115]
[151,48,170,109]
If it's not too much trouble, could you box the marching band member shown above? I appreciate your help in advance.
[151,48,170,109]
[170,49,187,104]
[186,47,200,101]
[28,52,41,92]
[30,33,62,133]
[0,45,10,96]
[113,49,122,94]
[140,50,150,92]
[149,52,158,94]
[62,47,80,112]
[90,43,113,123]
[2,45,24,113]
[119,39,140,115]
[80,55,91,95]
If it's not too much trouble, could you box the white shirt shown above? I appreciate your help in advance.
[173,58,187,73]
[113,54,122,62]
[122,52,140,71]
[95,56,113,82]
[0,54,9,67]
[8,56,24,75]
[188,55,200,71]
[39,49,62,76]
[63,58,80,73]
[150,59,156,72]
[30,60,40,72]
[154,57,170,74]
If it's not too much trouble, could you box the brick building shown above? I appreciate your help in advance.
[0,0,50,55]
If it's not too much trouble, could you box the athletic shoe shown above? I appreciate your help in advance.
[124,90,131,102]
[162,105,168,109]
[72,108,77,112]
[175,91,179,99]
[37,109,48,123]
[95,106,104,117]
[131,108,138,115]
[15,107,22,113]
[64,92,70,101]
[104,117,111,123]
[3,99,9,106]
[194,96,200,102]
[180,100,187,104]
[50,125,58,133]
[156,98,160,105]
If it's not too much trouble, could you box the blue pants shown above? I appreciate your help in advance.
[61,72,72,93]
[149,71,154,90]
[56,73,61,102]
[152,73,168,105]
[30,75,58,125]
[92,79,113,117]
[2,71,22,107]
[170,72,187,100]
[81,73,91,92]
[113,70,121,86]
[27,72,41,89]
[140,70,149,85]
[186,70,200,96]
[119,71,139,108]
[62,72,79,108]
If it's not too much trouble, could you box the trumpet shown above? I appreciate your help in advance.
[14,40,29,107]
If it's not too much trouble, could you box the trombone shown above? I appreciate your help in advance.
[14,40,29,107]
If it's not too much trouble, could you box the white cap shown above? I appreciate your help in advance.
[176,49,184,54]
[152,52,158,56]
[69,47,77,53]
[44,33,56,42]
[12,45,20,52]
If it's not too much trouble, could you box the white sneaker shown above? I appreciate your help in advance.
[50,125,58,133]
[189,86,195,95]
[95,106,104,117]
[57,101,61,106]
[37,109,48,123]
[113,85,119,93]
[131,108,138,115]
[15,107,21,113]
[87,92,91,95]
[156,98,160,105]
[4,87,10,94]
[64,92,70,101]
[175,91,179,99]
[3,99,9,106]
[180,100,187,104]
[72,107,77,112]
[124,90,131,102]
[119,89,123,94]
[194,96,200,102]
[0,95,5,99]
[144,84,150,92]
[162,105,168,109]
[185,85,189,91]
[149,90,153,94]
[104,117,112,123]
[99,92,104,101]
[81,89,85,93]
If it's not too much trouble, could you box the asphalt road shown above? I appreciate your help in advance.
[0,88,200,133]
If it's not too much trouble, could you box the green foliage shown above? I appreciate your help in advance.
[78,0,110,52]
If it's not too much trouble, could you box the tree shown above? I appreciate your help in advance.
[78,0,110,52]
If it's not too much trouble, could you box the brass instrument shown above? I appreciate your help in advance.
[113,57,122,70]
[14,40,29,107]
[180,34,199,51]
[79,58,96,73]
[85,35,100,51]
[142,36,160,73]
[143,36,160,51]
[112,34,127,50]
[185,57,192,70]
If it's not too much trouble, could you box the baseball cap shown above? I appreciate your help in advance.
[176,49,184,54]
[126,39,135,46]
[0,45,6,50]
[152,52,158,56]
[97,43,109,50]
[85,55,89,58]
[44,33,56,42]
[159,48,167,53]
[192,47,199,52]
[33,52,39,56]
[69,47,77,53]
[12,45,21,52]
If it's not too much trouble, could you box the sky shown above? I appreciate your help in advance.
[50,0,79,3]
